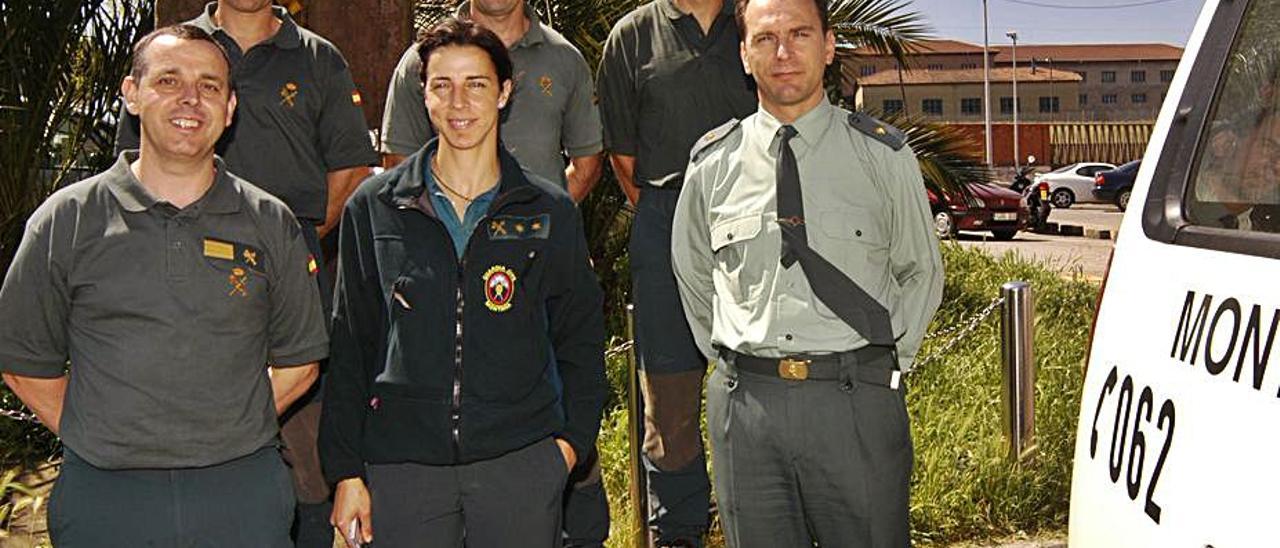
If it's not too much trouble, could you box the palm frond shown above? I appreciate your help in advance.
[830,0,932,68]
[877,110,992,194]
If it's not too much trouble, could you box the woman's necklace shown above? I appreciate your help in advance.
[431,158,478,203]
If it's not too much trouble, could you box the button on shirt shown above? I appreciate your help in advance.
[380,1,603,188]
[0,152,329,469]
[597,0,758,188]
[672,99,944,371]
[115,3,379,222]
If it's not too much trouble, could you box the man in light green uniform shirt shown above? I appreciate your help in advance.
[670,0,943,545]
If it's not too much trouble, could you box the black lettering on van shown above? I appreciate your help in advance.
[1232,305,1279,392]
[1204,298,1241,375]
[1171,291,1212,365]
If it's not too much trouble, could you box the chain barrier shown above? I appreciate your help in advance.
[605,340,635,359]
[0,406,39,424]
[913,295,1005,372]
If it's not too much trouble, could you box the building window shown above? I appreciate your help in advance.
[922,98,944,115]
[860,65,877,77]
[1000,96,1019,114]
[960,62,978,70]
[1102,94,1118,104]
[961,98,983,115]
[1079,93,1089,106]
[1160,69,1175,83]
[1039,96,1060,113]
[883,99,903,115]
[1132,93,1148,104]
[927,63,944,71]
[1102,71,1116,83]
[1131,70,1146,83]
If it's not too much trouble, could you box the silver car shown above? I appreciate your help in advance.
[1034,162,1116,208]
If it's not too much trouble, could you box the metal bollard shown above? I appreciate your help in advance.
[1000,281,1037,462]
[624,304,650,547]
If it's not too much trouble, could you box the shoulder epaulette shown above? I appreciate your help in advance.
[689,118,741,161]
[847,112,906,151]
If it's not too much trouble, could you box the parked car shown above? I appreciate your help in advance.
[1034,162,1116,208]
[1092,159,1141,211]
[927,182,1029,240]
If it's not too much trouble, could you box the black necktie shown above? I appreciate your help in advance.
[776,126,804,267]
[774,125,897,347]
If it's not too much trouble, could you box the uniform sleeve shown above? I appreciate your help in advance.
[561,49,604,158]
[319,192,380,484]
[546,203,607,461]
[113,104,141,156]
[0,209,71,378]
[316,48,379,171]
[672,158,716,360]
[379,45,435,156]
[596,22,638,156]
[267,213,329,366]
[886,145,944,372]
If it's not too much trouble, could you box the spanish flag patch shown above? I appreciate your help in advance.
[307,255,319,276]
[351,90,363,106]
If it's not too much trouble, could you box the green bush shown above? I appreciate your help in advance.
[597,244,1098,547]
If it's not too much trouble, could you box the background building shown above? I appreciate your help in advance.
[846,40,1184,122]
[856,66,1082,123]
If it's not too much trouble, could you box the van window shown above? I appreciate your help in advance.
[1184,0,1280,233]
[1142,0,1280,258]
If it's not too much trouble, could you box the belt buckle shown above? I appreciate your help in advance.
[778,358,810,381]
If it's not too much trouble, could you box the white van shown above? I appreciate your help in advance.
[1069,0,1280,545]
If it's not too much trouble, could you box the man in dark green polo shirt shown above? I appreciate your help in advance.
[114,3,378,545]
[0,25,327,547]
[597,0,757,545]
[380,1,604,203]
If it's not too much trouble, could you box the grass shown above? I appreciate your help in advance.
[597,244,1097,547]
[0,244,1096,547]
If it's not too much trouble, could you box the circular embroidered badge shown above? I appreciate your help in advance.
[482,265,517,312]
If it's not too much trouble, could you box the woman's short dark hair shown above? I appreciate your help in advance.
[416,17,514,87]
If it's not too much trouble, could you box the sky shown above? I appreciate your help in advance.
[903,0,1207,47]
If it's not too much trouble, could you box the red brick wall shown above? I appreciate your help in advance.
[952,123,1052,167]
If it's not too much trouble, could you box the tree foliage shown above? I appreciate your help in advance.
[0,0,153,274]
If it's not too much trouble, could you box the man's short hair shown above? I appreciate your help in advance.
[130,24,233,85]
[416,17,514,88]
[735,0,831,36]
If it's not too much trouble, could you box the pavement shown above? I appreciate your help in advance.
[953,203,1125,281]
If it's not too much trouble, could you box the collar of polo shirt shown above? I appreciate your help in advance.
[105,151,242,215]
[454,1,548,49]
[657,0,736,20]
[194,2,303,50]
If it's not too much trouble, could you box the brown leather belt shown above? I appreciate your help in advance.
[721,345,902,390]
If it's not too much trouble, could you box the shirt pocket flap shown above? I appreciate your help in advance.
[710,215,763,252]
[819,209,885,246]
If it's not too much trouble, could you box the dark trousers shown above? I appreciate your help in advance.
[366,437,569,548]
[285,222,334,548]
[630,187,711,546]
[48,446,294,547]
[563,448,610,548]
[706,357,913,548]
